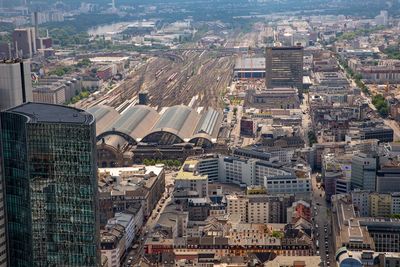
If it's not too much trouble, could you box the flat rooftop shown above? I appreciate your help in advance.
[176,160,208,180]
[98,165,163,178]
[234,57,265,70]
[7,102,94,125]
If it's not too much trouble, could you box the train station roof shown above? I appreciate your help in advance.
[88,104,223,146]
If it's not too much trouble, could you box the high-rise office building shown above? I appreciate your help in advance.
[0,102,100,267]
[0,120,7,267]
[12,28,36,58]
[265,46,304,92]
[0,59,33,111]
[351,152,378,191]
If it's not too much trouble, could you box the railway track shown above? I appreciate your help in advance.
[81,49,234,112]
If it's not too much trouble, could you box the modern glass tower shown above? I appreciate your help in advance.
[0,102,99,267]
[0,120,8,267]
[265,46,304,92]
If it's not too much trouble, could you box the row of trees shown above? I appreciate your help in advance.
[372,94,389,118]
[48,66,73,77]
[384,45,400,60]
[64,89,90,105]
[308,131,317,146]
[339,57,369,94]
[336,26,384,41]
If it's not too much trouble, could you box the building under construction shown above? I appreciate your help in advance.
[233,57,265,79]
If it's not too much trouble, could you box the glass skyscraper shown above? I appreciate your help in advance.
[0,119,8,267]
[0,102,99,267]
[265,46,304,92]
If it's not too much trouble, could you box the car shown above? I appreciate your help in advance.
[316,202,321,206]
[129,256,133,260]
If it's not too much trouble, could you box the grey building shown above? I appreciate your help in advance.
[0,59,33,111]
[351,153,377,191]
[0,102,100,266]
[360,127,394,143]
[13,28,36,58]
[376,163,400,193]
[265,46,304,92]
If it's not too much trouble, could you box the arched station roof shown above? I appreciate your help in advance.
[88,104,222,147]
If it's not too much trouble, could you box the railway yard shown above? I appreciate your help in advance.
[75,29,264,113]
[78,49,235,112]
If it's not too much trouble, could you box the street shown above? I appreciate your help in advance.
[311,173,335,267]
[122,170,176,267]
[300,93,311,147]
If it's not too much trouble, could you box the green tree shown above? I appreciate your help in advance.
[372,94,389,118]
[308,131,317,145]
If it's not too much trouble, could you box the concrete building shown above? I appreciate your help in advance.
[13,28,36,58]
[359,127,394,143]
[351,152,377,191]
[314,72,349,88]
[266,46,304,92]
[98,166,165,220]
[369,193,392,218]
[226,194,295,224]
[187,198,210,221]
[106,210,143,253]
[351,190,372,217]
[32,76,82,105]
[101,225,125,267]
[322,153,352,201]
[175,160,208,198]
[234,57,266,79]
[0,59,33,110]
[182,154,309,190]
[376,159,400,193]
[246,88,300,109]
[263,165,311,196]
[351,191,400,218]
[332,194,400,254]
[196,154,219,182]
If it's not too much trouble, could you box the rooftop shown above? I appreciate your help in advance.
[7,102,94,125]
[176,159,208,180]
[234,57,265,70]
